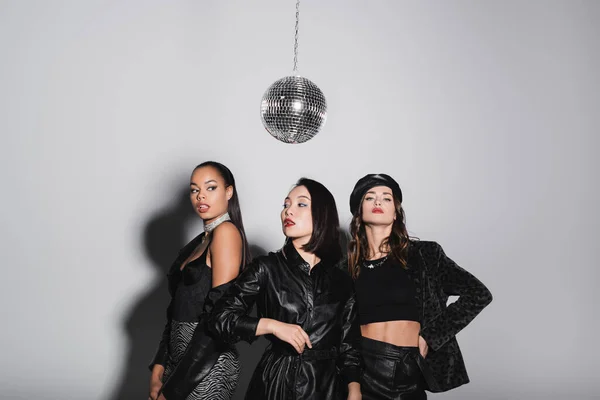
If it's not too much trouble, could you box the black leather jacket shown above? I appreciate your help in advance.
[209,241,362,400]
[148,233,234,400]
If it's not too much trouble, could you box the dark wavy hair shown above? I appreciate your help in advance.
[348,194,410,279]
[194,161,251,268]
[289,178,343,263]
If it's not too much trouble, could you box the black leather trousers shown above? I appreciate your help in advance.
[360,337,428,400]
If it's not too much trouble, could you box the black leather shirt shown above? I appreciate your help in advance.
[209,240,362,400]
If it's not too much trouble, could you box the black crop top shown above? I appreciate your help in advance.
[354,256,420,325]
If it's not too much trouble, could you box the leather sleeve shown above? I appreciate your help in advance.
[419,243,493,351]
[336,293,363,385]
[208,259,264,344]
[148,299,172,371]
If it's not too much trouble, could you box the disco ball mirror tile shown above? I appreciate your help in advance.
[260,76,327,144]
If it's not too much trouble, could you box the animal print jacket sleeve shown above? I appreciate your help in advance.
[419,242,493,351]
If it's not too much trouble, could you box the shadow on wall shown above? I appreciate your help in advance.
[107,188,268,400]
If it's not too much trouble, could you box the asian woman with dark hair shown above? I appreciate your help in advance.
[209,178,362,400]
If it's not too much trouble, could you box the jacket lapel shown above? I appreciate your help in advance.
[406,244,426,323]
[410,242,443,328]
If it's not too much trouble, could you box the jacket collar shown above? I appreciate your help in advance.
[282,239,331,275]
[406,242,424,275]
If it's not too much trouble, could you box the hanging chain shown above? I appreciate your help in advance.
[293,0,300,72]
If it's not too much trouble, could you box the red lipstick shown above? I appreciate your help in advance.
[283,218,295,227]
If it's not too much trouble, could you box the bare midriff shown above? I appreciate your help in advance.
[360,320,421,347]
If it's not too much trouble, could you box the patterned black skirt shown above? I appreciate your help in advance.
[163,321,240,400]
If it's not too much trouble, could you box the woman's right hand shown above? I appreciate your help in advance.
[148,378,162,400]
[259,318,312,353]
[148,365,164,400]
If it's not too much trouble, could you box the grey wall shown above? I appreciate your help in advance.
[1,1,598,399]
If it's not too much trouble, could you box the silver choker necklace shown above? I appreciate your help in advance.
[204,212,231,233]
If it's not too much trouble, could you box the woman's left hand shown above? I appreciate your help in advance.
[347,382,362,400]
[418,335,429,358]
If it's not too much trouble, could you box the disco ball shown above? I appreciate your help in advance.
[260,75,327,144]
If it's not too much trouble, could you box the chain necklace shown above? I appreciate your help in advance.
[364,255,388,269]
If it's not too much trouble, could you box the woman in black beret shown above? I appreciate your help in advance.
[348,173,492,399]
